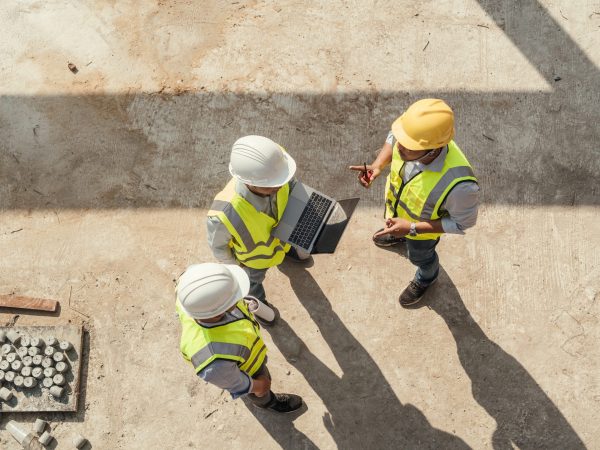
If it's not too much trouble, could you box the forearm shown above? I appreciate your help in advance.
[415,219,445,235]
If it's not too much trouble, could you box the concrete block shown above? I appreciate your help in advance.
[32,367,44,379]
[73,434,88,449]
[45,336,58,347]
[6,352,18,363]
[13,375,24,387]
[28,346,41,356]
[6,420,35,447]
[11,360,23,372]
[32,355,43,366]
[22,355,33,366]
[5,371,15,383]
[52,352,64,363]
[0,360,10,371]
[33,418,47,435]
[17,346,28,357]
[55,361,69,373]
[42,377,53,388]
[44,346,56,357]
[39,430,53,446]
[43,367,57,378]
[0,386,13,400]
[41,357,53,368]
[6,330,21,345]
[23,376,36,388]
[21,366,32,377]
[30,337,45,348]
[49,385,63,398]
[59,340,73,351]
[52,374,65,386]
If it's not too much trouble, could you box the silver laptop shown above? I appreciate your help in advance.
[272,183,336,253]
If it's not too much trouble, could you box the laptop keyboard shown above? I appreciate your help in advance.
[288,193,332,249]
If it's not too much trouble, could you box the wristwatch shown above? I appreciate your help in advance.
[409,222,418,236]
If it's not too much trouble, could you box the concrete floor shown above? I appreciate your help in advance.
[1,0,599,448]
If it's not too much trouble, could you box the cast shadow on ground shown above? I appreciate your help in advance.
[242,396,319,449]
[423,268,586,449]
[248,261,587,449]
[260,262,471,450]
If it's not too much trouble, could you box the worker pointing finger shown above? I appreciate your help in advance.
[348,164,382,188]
[361,99,479,307]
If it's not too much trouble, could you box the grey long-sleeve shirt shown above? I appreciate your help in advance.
[207,179,297,263]
[196,305,265,399]
[385,131,479,234]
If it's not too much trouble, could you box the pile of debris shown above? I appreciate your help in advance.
[5,419,88,449]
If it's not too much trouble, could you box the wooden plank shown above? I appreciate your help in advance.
[0,295,58,312]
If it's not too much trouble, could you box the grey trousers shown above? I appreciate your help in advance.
[242,266,268,303]
[241,248,309,303]
[247,363,273,407]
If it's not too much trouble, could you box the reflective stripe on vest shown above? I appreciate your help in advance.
[207,179,291,269]
[177,299,267,376]
[384,140,477,240]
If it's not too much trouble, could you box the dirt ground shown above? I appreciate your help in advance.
[1,1,599,449]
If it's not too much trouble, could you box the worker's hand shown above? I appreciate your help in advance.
[373,218,412,237]
[251,374,271,397]
[348,164,382,188]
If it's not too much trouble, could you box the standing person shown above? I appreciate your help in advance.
[207,135,309,324]
[350,99,479,306]
[176,262,303,413]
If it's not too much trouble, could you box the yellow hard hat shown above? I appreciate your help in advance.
[391,99,455,151]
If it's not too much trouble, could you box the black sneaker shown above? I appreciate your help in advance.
[372,228,406,247]
[263,393,303,413]
[399,280,433,307]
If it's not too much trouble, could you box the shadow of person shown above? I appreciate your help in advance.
[429,268,586,449]
[241,397,319,450]
[272,262,470,449]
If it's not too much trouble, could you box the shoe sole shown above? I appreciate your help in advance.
[254,402,304,414]
[400,296,424,307]
[373,240,403,248]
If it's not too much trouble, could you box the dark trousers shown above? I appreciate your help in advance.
[406,238,440,287]
[247,363,274,407]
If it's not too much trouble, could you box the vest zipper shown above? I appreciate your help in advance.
[392,164,423,218]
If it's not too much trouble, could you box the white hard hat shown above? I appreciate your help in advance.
[176,263,250,320]
[229,135,297,187]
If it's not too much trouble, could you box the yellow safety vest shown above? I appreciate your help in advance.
[384,140,477,240]
[207,179,291,269]
[176,299,267,376]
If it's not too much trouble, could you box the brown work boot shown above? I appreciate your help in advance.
[372,228,406,247]
[399,280,434,307]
